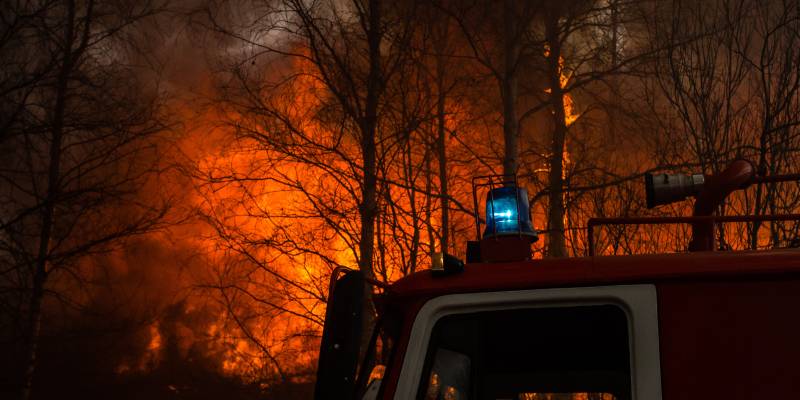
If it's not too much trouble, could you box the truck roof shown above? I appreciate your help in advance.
[386,249,800,301]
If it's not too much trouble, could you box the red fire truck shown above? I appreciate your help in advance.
[314,160,800,400]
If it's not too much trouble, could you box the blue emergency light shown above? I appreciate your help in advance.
[483,186,537,240]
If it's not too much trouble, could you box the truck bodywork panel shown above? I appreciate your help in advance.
[376,249,800,399]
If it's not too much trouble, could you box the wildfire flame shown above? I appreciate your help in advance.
[110,39,589,388]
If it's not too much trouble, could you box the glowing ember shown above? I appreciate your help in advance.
[147,322,162,352]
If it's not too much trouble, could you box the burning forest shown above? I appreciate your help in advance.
[2,0,800,399]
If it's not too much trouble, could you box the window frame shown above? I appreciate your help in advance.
[393,284,662,400]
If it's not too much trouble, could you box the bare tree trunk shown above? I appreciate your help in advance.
[20,2,80,397]
[607,0,619,141]
[358,0,382,355]
[545,9,568,258]
[358,0,382,279]
[406,136,420,274]
[501,0,520,179]
[436,72,449,253]
[424,142,436,265]
[751,102,772,249]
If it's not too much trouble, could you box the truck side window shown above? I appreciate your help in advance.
[417,305,630,400]
[358,313,401,400]
[424,348,471,400]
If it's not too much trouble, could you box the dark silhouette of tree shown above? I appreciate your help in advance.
[0,1,172,397]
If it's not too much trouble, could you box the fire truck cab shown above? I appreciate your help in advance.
[314,161,800,400]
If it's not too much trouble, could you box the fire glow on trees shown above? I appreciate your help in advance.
[544,46,581,249]
[2,0,800,399]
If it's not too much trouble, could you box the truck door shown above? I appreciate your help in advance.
[314,269,365,400]
[393,285,662,400]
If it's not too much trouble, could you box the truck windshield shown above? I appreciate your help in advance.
[418,305,629,400]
